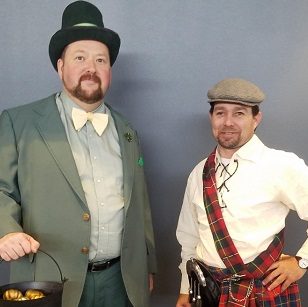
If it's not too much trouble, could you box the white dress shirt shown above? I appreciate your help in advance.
[176,134,308,293]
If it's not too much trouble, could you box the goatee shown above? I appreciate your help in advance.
[68,73,104,104]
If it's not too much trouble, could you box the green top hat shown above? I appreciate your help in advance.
[49,1,121,70]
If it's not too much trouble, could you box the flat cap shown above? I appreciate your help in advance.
[207,78,265,106]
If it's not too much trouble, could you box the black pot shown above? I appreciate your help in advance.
[0,281,63,307]
[0,251,66,307]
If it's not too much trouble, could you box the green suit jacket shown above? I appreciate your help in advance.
[0,95,157,307]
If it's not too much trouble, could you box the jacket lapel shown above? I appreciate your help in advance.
[109,107,135,214]
[33,96,87,207]
[31,97,135,212]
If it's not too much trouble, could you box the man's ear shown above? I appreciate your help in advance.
[108,69,112,87]
[254,111,262,129]
[57,58,64,80]
[208,111,213,121]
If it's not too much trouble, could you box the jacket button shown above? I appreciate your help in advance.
[81,247,89,254]
[82,213,90,221]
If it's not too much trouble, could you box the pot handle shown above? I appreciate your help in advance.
[33,250,67,283]
[0,249,67,283]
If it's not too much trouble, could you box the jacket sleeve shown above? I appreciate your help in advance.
[143,174,157,274]
[0,110,23,237]
[137,139,157,274]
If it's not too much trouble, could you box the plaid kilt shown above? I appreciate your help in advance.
[201,148,302,306]
[204,265,301,307]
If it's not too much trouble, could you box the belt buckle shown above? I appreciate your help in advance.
[230,273,246,281]
[89,263,97,272]
[89,260,108,272]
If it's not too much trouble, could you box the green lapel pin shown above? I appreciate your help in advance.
[138,157,144,167]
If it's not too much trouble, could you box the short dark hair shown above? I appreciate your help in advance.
[209,102,260,116]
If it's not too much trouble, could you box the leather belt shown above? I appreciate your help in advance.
[88,256,120,272]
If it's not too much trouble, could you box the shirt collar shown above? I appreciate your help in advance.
[215,134,265,164]
[59,91,107,119]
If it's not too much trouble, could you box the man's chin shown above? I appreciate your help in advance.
[218,139,239,149]
[72,90,104,104]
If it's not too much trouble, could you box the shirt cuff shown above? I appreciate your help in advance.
[296,236,308,259]
[179,266,190,294]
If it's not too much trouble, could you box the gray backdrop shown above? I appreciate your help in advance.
[1,1,308,306]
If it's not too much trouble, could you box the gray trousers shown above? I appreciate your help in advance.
[78,262,133,307]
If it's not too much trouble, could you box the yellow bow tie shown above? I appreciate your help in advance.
[72,107,109,136]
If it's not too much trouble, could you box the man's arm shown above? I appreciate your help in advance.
[265,153,308,291]
[176,172,201,294]
[0,111,39,260]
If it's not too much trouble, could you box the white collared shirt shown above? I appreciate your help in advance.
[176,134,308,293]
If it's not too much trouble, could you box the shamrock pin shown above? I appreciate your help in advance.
[124,132,133,142]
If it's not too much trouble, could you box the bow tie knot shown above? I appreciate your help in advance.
[72,107,108,136]
[86,112,94,122]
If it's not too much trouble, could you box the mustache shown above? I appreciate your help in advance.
[79,73,101,83]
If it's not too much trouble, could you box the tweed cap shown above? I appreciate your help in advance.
[207,78,265,106]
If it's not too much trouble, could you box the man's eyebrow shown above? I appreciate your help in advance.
[71,49,86,54]
[234,106,248,111]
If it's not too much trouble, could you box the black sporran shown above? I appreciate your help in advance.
[186,258,221,307]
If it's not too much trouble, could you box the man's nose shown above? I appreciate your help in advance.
[223,114,233,126]
[85,59,96,73]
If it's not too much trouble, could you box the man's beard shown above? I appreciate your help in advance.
[217,138,240,149]
[217,132,241,150]
[67,73,104,104]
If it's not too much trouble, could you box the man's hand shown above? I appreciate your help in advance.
[176,293,191,307]
[0,232,40,261]
[263,254,306,293]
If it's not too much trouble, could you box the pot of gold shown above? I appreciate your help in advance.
[0,251,66,307]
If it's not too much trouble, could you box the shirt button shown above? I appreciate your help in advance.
[81,247,89,254]
[100,202,104,206]
[97,179,101,183]
[82,213,90,221]
[101,226,105,230]
[93,156,97,160]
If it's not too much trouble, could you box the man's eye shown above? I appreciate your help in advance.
[97,58,106,63]
[76,56,84,61]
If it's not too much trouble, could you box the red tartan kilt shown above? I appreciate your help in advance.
[218,280,301,307]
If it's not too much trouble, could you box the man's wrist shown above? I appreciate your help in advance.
[295,256,308,269]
